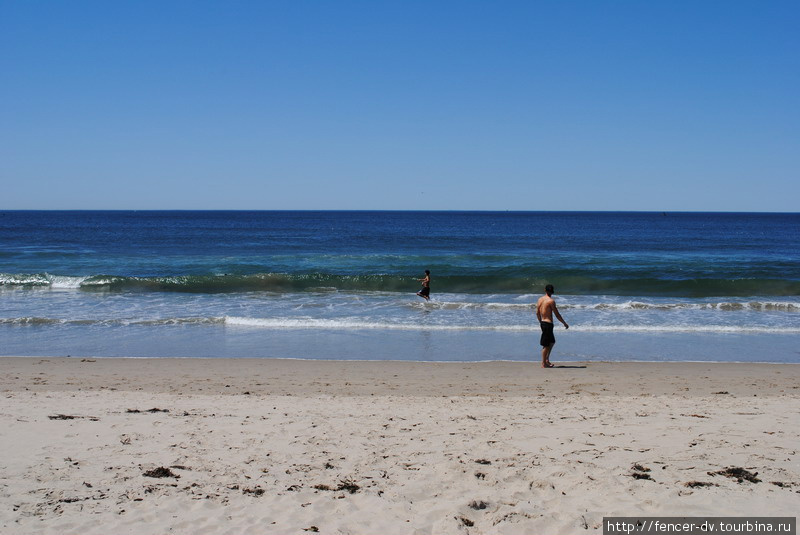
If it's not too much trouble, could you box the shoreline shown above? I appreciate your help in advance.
[2,357,799,397]
[2,357,798,534]
[4,327,798,364]
[6,354,800,363]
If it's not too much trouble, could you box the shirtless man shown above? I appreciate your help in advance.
[536,284,569,368]
[416,270,430,301]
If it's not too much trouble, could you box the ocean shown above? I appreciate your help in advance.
[1,211,798,363]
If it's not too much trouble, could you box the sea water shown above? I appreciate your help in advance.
[1,211,798,362]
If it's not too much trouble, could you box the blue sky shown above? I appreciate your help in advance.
[1,1,798,211]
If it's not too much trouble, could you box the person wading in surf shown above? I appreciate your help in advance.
[536,284,569,368]
[416,270,431,301]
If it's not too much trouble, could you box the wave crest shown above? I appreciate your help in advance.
[2,271,799,298]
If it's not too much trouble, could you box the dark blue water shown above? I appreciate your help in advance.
[2,211,798,295]
[1,211,798,362]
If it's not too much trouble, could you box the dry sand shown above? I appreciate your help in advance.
[1,357,798,534]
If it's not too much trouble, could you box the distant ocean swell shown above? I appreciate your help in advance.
[1,315,798,334]
[2,272,799,297]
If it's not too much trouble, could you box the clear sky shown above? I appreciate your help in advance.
[1,1,798,211]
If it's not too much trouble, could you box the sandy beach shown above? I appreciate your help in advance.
[1,357,798,534]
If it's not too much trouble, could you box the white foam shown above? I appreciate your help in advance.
[223,316,800,334]
[46,274,89,289]
[563,301,800,311]
[0,273,49,286]
[224,316,532,331]
[575,325,800,334]
[408,301,531,311]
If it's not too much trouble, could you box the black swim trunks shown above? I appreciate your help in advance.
[540,321,555,347]
[418,286,430,297]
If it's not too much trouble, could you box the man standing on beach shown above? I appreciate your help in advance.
[536,284,568,368]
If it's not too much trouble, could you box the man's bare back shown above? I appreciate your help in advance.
[536,295,557,323]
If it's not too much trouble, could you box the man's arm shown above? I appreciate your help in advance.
[553,303,569,329]
[535,299,542,322]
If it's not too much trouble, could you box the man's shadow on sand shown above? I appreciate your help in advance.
[549,365,587,369]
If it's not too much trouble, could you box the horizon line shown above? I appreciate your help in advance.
[1,209,798,215]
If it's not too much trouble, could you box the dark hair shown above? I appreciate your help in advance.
[545,284,554,294]
[425,270,430,275]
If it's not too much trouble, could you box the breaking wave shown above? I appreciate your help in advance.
[2,271,799,297]
[223,317,799,334]
[2,315,797,334]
